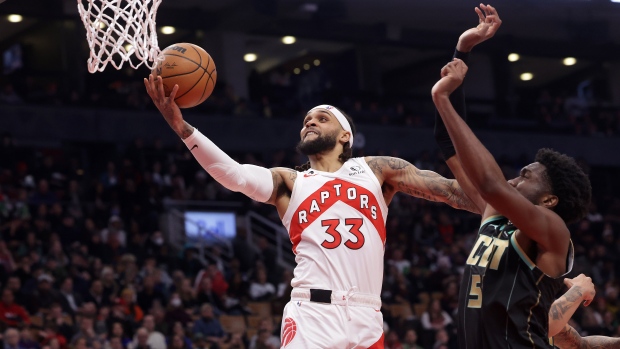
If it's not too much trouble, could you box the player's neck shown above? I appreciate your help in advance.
[308,152,344,173]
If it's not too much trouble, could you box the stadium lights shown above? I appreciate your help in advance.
[282,36,296,44]
[124,44,133,52]
[294,68,301,75]
[244,53,258,62]
[7,14,23,23]
[314,59,321,66]
[303,64,310,70]
[508,53,520,62]
[520,72,534,81]
[563,57,577,66]
[160,26,176,35]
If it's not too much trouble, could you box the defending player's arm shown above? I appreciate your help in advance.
[144,74,293,208]
[435,4,502,215]
[548,274,595,337]
[554,325,620,349]
[431,59,569,256]
[366,156,481,214]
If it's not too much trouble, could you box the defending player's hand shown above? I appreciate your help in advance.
[564,274,595,307]
[457,3,502,52]
[432,59,468,97]
[144,74,184,128]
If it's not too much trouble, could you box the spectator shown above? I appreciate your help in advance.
[137,276,166,312]
[402,329,423,349]
[163,294,192,327]
[385,330,403,349]
[83,280,109,309]
[118,288,143,323]
[57,277,83,317]
[101,216,127,248]
[128,328,151,349]
[2,328,24,349]
[248,318,279,349]
[421,300,453,332]
[141,315,166,349]
[192,304,224,347]
[0,289,30,328]
[169,322,192,349]
[108,322,131,348]
[248,269,275,302]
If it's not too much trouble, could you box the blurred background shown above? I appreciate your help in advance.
[0,0,620,348]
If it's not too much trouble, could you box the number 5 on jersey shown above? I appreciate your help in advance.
[321,218,365,250]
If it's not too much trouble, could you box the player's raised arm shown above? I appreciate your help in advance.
[431,59,571,259]
[144,74,293,209]
[366,156,481,214]
[435,4,502,216]
[548,274,595,337]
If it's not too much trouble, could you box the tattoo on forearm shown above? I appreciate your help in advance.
[554,326,620,349]
[550,299,572,320]
[550,287,582,321]
[564,287,583,302]
[367,156,478,212]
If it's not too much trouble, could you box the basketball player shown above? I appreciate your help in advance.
[143,6,500,347]
[432,56,592,348]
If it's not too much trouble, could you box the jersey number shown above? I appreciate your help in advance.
[320,218,365,250]
[467,274,482,308]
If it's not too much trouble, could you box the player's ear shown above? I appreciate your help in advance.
[540,194,558,209]
[339,131,351,145]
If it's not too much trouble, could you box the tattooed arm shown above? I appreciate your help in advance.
[365,156,481,214]
[554,325,620,349]
[549,274,595,337]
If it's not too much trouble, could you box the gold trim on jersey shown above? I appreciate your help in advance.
[526,274,545,348]
[510,233,536,270]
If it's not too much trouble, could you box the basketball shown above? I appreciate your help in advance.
[152,43,217,109]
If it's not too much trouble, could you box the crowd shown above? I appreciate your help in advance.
[0,128,619,349]
[1,64,619,136]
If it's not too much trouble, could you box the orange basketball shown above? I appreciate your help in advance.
[152,43,217,109]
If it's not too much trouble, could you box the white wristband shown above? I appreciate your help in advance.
[183,129,274,202]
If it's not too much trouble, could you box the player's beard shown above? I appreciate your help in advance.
[296,130,339,156]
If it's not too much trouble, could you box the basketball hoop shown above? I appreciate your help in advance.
[77,0,164,73]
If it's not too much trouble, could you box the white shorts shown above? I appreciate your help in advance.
[280,288,384,349]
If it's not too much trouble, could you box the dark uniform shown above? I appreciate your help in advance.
[458,215,573,349]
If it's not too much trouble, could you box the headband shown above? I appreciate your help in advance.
[309,105,354,147]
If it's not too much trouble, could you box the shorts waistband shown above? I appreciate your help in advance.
[291,287,382,309]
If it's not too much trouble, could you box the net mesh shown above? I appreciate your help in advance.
[77,0,163,73]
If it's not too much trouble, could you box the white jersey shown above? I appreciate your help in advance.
[281,157,389,297]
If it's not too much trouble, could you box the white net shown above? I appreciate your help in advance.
[77,0,164,73]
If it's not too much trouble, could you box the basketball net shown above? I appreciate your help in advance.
[77,0,163,73]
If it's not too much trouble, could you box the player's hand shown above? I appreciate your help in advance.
[457,4,502,52]
[144,74,183,128]
[564,274,595,306]
[432,59,468,96]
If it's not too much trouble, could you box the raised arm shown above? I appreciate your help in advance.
[554,325,620,349]
[435,4,503,216]
[144,74,293,210]
[431,58,568,256]
[548,274,595,337]
[366,156,481,214]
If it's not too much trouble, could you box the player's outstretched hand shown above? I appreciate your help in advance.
[144,74,183,127]
[564,274,595,307]
[432,59,468,96]
[457,3,502,52]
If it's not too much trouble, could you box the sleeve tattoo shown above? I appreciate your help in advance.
[554,325,620,349]
[367,156,479,213]
[272,169,296,199]
[550,286,583,321]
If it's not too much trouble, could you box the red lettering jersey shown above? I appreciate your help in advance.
[281,158,389,296]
